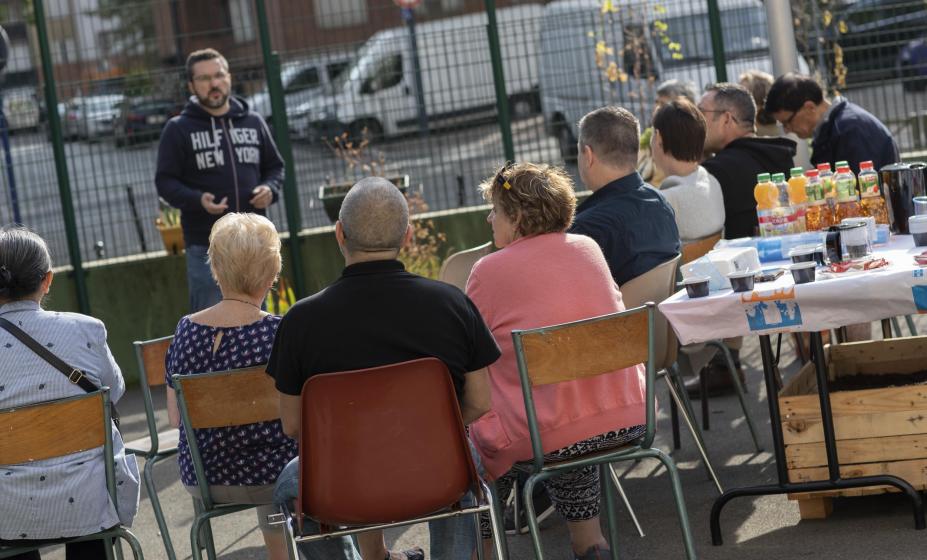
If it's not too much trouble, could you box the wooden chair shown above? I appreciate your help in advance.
[512,304,696,560]
[438,241,493,291]
[680,231,722,265]
[0,390,145,560]
[126,335,179,560]
[172,366,282,560]
[281,358,508,560]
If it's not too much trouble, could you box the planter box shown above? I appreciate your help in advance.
[319,175,409,223]
[157,224,185,255]
[779,336,927,519]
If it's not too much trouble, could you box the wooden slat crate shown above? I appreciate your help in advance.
[778,336,927,519]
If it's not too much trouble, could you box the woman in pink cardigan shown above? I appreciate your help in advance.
[466,162,646,560]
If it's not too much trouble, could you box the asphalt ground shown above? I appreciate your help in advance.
[36,314,927,559]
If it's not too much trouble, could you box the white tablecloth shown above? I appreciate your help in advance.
[659,235,927,345]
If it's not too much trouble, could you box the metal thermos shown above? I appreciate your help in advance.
[880,162,927,234]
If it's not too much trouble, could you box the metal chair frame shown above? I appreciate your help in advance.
[0,390,145,560]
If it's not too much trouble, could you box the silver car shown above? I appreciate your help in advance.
[63,95,124,140]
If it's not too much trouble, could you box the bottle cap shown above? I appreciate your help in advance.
[757,173,770,182]
[790,167,804,177]
[836,160,849,167]
[860,160,874,170]
[771,173,786,182]
[817,163,832,172]
[805,169,819,178]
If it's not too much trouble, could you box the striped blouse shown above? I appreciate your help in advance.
[0,300,139,540]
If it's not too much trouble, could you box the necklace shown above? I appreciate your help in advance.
[222,297,262,309]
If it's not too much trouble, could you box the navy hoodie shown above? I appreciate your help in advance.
[155,95,285,247]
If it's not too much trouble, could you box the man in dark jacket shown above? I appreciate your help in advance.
[765,73,899,175]
[700,83,797,240]
[156,48,285,312]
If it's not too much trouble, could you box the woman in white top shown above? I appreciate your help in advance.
[0,227,139,559]
[651,99,726,241]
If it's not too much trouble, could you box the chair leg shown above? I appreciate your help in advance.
[706,341,763,453]
[104,536,116,560]
[600,465,621,560]
[669,384,681,450]
[191,499,218,560]
[663,373,723,494]
[486,482,510,560]
[144,453,177,560]
[699,367,710,430]
[115,528,146,560]
[639,448,697,560]
[522,473,551,560]
[609,464,644,537]
[669,362,716,483]
[892,316,903,338]
[906,315,919,336]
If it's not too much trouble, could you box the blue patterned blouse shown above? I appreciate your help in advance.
[165,315,297,487]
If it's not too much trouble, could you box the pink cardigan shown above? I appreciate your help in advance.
[466,233,646,480]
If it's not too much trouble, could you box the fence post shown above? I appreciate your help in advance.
[483,0,515,163]
[706,0,728,83]
[253,0,307,299]
[33,0,90,314]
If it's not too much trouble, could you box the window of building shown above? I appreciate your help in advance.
[228,0,255,43]
[314,0,368,29]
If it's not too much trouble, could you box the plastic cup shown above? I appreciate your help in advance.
[910,215,927,247]
[683,276,710,298]
[788,244,818,264]
[915,196,927,216]
[790,261,817,284]
[727,271,755,293]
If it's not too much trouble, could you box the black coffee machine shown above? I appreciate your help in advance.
[881,162,927,234]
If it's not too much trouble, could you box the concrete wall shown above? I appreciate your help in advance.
[45,204,493,385]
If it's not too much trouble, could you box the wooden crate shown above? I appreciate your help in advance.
[778,336,927,519]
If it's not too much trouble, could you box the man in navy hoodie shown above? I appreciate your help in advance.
[156,48,285,312]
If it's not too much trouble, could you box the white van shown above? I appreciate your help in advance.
[298,4,543,140]
[247,50,353,125]
[540,0,808,160]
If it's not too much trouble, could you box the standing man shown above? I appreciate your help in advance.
[156,48,285,312]
[765,73,899,174]
[570,106,680,287]
[700,83,797,240]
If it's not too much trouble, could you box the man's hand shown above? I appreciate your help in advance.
[250,185,273,209]
[201,192,229,215]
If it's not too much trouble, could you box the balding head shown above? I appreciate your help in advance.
[338,176,409,255]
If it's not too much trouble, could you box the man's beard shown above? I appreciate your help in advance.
[198,88,229,109]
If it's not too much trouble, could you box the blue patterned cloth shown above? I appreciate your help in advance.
[166,315,297,487]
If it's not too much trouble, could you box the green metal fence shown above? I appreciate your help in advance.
[0,0,922,311]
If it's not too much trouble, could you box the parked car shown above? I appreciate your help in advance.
[247,51,353,131]
[62,95,124,140]
[898,36,927,91]
[1,87,40,132]
[540,0,809,162]
[113,97,184,147]
[295,4,543,143]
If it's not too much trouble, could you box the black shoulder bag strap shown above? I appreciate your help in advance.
[0,316,120,426]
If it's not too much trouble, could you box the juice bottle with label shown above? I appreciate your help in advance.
[787,167,808,233]
[834,161,861,221]
[803,169,834,230]
[858,160,889,224]
[817,163,837,215]
[754,172,779,237]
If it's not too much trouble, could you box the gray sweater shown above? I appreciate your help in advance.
[660,166,726,242]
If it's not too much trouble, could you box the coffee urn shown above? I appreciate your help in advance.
[880,162,927,234]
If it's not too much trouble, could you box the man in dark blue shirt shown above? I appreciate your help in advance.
[570,106,681,286]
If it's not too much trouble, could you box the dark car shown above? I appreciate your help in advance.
[898,37,927,90]
[114,97,183,147]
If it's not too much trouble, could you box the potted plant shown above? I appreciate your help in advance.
[319,174,409,223]
[156,204,184,255]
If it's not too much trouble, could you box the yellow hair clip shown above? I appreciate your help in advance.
[503,180,512,190]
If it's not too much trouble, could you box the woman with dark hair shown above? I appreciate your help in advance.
[0,227,139,559]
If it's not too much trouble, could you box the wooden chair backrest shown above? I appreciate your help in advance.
[438,242,493,291]
[620,255,681,372]
[174,367,279,429]
[0,392,106,465]
[135,336,173,388]
[681,232,722,265]
[517,306,650,387]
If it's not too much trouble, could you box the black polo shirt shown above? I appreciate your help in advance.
[266,259,500,400]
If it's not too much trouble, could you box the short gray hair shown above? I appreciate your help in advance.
[656,79,697,103]
[339,177,409,253]
[705,82,756,132]
[578,106,640,169]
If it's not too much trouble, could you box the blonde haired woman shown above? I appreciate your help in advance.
[165,213,296,560]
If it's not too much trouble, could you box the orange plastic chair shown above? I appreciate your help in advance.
[280,358,507,559]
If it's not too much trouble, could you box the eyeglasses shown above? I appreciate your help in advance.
[779,108,801,129]
[192,71,229,84]
[699,107,739,124]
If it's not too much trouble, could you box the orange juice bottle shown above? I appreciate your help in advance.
[754,172,778,237]
[834,161,862,221]
[787,167,808,233]
[858,160,889,224]
[803,169,835,230]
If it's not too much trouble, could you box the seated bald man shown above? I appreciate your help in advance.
[266,177,500,560]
